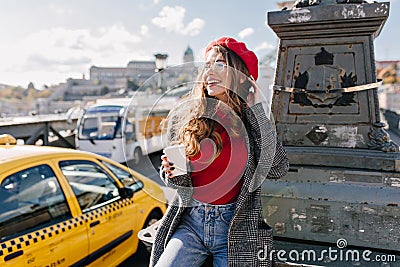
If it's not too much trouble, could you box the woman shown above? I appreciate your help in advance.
[150,37,289,267]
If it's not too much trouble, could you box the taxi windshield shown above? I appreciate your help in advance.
[78,106,123,140]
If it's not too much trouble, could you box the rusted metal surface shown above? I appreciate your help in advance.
[262,165,400,250]
[284,146,400,172]
[265,0,400,255]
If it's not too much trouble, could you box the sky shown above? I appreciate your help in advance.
[0,0,399,88]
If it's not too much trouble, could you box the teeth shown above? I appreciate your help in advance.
[207,80,219,85]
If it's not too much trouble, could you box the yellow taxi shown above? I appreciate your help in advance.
[0,134,166,266]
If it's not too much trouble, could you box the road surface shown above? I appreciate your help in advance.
[118,151,166,267]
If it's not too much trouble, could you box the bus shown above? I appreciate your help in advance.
[75,97,169,165]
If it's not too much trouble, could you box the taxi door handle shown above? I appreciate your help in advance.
[4,250,23,261]
[90,220,100,227]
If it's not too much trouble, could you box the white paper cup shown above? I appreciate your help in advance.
[164,144,187,176]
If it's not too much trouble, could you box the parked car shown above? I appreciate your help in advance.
[0,134,166,266]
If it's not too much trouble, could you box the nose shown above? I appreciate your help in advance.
[204,64,214,75]
[203,70,212,81]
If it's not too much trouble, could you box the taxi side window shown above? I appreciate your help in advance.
[101,160,144,192]
[59,160,120,212]
[0,165,71,242]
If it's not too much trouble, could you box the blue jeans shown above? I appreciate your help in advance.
[155,198,236,267]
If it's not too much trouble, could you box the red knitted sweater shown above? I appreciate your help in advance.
[190,112,248,205]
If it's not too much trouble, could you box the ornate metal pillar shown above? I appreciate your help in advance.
[268,1,396,152]
[263,1,400,254]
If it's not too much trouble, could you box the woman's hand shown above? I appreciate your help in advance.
[161,155,176,179]
[246,75,262,107]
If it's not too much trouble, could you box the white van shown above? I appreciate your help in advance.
[75,97,169,165]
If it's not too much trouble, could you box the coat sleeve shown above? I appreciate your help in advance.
[159,167,193,207]
[243,103,289,182]
[159,167,192,189]
[267,136,289,179]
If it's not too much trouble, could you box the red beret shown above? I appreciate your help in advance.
[205,36,258,80]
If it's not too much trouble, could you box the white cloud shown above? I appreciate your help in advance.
[254,42,275,52]
[238,27,254,39]
[152,6,205,36]
[140,25,150,36]
[183,18,205,36]
[0,25,145,86]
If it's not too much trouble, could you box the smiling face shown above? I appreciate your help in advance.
[203,48,231,102]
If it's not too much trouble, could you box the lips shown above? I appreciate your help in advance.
[206,79,221,87]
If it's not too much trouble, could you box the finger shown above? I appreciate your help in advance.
[249,75,260,87]
[247,93,255,103]
[164,166,175,173]
[161,166,171,176]
[162,160,174,166]
[161,161,170,168]
[162,165,173,176]
[248,75,257,86]
[248,77,257,92]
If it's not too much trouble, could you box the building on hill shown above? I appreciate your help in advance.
[61,46,196,100]
[90,60,157,88]
[37,45,281,114]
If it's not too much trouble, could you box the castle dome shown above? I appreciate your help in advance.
[183,46,194,63]
[184,46,193,56]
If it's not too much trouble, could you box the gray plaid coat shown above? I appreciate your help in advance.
[150,103,289,267]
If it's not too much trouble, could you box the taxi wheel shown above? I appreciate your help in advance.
[144,211,161,228]
[139,209,162,254]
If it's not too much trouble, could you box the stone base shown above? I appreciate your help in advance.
[285,146,400,172]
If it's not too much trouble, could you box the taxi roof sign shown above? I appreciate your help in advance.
[0,134,17,145]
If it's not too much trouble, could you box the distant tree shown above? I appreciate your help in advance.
[127,79,139,91]
[100,86,110,95]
